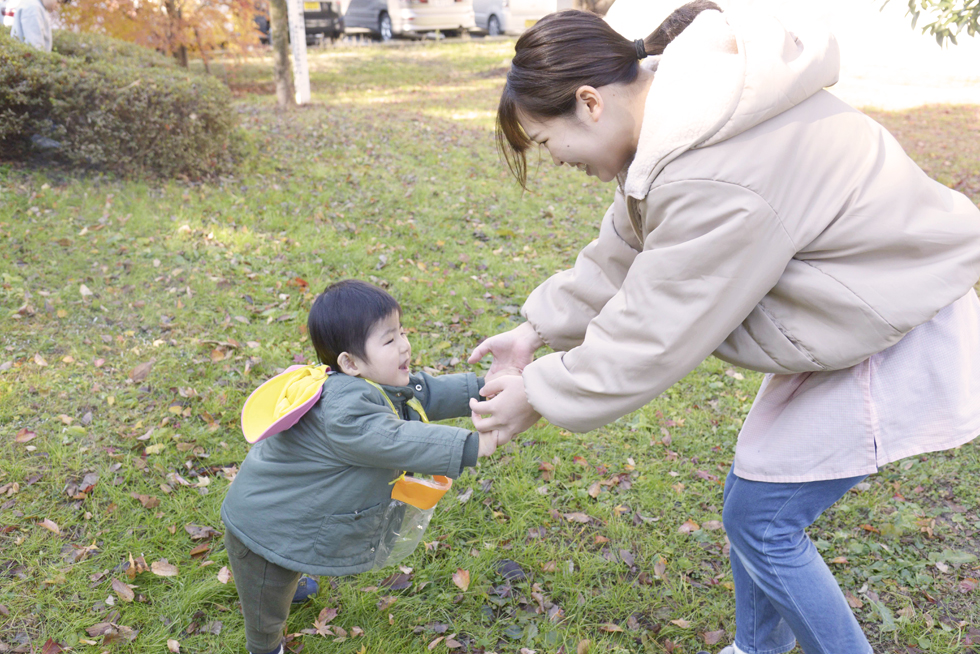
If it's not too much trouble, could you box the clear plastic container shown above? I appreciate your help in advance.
[372,475,451,570]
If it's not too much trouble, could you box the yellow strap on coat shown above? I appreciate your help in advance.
[363,379,429,423]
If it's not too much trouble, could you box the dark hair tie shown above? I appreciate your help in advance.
[634,38,648,60]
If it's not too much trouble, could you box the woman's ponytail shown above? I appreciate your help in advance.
[641,0,722,57]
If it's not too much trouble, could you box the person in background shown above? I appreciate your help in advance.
[10,0,56,52]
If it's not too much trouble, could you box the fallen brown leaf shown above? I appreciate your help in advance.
[167,639,180,653]
[111,578,135,602]
[670,618,691,628]
[151,559,178,577]
[129,361,153,382]
[217,567,232,584]
[189,543,211,558]
[452,568,470,592]
[576,640,590,654]
[39,518,60,535]
[703,629,725,645]
[130,493,160,509]
[40,639,64,654]
[678,519,700,534]
[15,428,37,443]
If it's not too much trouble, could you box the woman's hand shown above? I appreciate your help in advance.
[477,431,499,458]
[468,321,544,380]
[469,374,542,443]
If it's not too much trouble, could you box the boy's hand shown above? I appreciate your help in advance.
[485,365,522,384]
[477,431,499,458]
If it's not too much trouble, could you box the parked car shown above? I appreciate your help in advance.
[303,0,345,42]
[254,0,344,45]
[473,0,560,35]
[343,0,475,41]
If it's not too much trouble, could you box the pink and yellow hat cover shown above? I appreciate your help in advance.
[241,364,330,444]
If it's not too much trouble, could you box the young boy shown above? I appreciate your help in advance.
[221,280,500,654]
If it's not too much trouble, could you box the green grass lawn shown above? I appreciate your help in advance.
[2,39,980,654]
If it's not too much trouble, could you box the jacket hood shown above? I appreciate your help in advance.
[623,7,840,199]
[241,364,330,443]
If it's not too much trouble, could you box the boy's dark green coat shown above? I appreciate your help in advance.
[221,370,483,576]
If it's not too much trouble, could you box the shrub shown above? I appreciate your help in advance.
[52,30,177,69]
[0,30,244,178]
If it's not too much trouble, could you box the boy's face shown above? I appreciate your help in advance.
[348,312,411,387]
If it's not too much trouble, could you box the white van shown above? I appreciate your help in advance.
[472,0,570,35]
[342,0,476,40]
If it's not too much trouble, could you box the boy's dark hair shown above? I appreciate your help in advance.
[308,280,402,369]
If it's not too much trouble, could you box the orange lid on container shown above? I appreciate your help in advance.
[391,475,452,510]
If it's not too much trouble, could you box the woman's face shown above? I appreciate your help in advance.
[518,86,636,183]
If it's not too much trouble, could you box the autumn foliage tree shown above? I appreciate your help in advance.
[59,0,263,69]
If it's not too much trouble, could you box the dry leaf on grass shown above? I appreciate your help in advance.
[599,623,623,633]
[452,568,470,592]
[129,361,153,382]
[167,639,180,653]
[703,629,725,645]
[670,618,691,628]
[678,519,700,534]
[576,641,590,654]
[111,578,134,602]
[563,512,592,524]
[217,567,233,584]
[151,559,178,577]
[40,639,64,654]
[39,518,60,535]
[130,493,160,509]
[15,429,37,443]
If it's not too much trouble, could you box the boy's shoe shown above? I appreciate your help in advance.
[292,576,319,603]
[697,648,736,654]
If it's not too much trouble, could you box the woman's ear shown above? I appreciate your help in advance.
[575,85,604,122]
[337,352,361,377]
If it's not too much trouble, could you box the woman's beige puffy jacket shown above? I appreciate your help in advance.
[520,8,980,432]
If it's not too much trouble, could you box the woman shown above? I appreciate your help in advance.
[467,3,980,653]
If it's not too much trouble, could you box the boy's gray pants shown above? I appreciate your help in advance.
[225,530,301,653]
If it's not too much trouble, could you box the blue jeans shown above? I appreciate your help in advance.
[722,469,874,654]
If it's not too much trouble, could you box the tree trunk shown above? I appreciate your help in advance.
[269,0,295,108]
[194,27,211,74]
